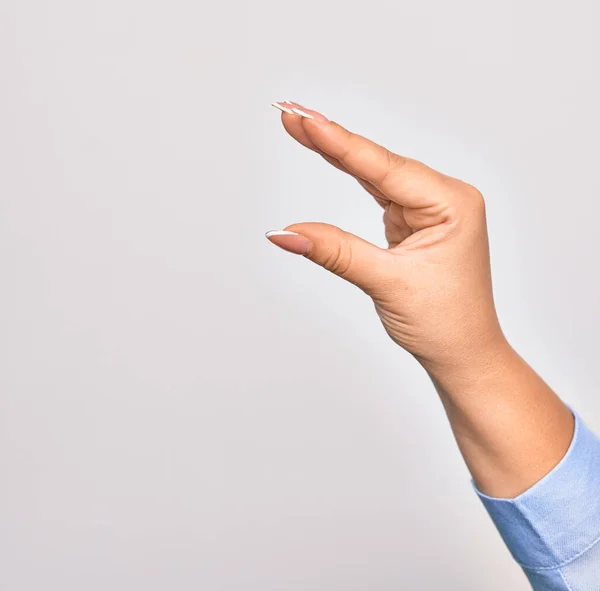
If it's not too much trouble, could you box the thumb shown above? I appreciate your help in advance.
[265,222,391,293]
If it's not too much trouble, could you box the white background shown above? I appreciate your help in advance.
[1,0,599,588]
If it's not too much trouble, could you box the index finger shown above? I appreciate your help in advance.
[288,105,451,210]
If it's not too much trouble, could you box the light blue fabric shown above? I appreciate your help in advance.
[474,411,600,590]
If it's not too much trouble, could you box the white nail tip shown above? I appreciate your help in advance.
[291,107,314,119]
[271,102,294,114]
[265,230,299,238]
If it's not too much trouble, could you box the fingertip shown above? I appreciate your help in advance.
[277,101,329,123]
[271,101,294,115]
[291,107,329,122]
[265,230,313,256]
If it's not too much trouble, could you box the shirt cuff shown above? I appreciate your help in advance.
[474,409,600,570]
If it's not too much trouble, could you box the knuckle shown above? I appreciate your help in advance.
[377,151,406,187]
[341,136,366,164]
[449,180,485,214]
[388,151,407,170]
[465,184,486,212]
[338,130,359,162]
[323,238,353,279]
[465,183,484,201]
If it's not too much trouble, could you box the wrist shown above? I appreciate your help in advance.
[419,332,575,499]
[418,331,516,391]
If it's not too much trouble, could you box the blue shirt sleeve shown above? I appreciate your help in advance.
[474,410,600,590]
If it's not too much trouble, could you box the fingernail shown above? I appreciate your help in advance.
[271,101,294,115]
[290,105,328,122]
[265,230,312,256]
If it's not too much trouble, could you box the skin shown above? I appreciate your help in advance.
[267,101,574,498]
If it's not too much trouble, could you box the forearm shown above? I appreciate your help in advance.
[424,337,575,498]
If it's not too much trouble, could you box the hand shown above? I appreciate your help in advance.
[267,101,505,373]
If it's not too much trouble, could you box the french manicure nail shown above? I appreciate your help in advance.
[271,101,294,115]
[265,230,299,237]
[290,105,328,122]
[291,107,313,118]
[265,230,312,256]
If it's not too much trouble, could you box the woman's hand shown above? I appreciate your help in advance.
[267,101,504,373]
[268,101,574,499]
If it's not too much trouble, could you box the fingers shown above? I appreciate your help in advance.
[278,102,319,151]
[273,102,452,211]
[274,102,390,208]
[383,202,414,247]
[266,223,394,294]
